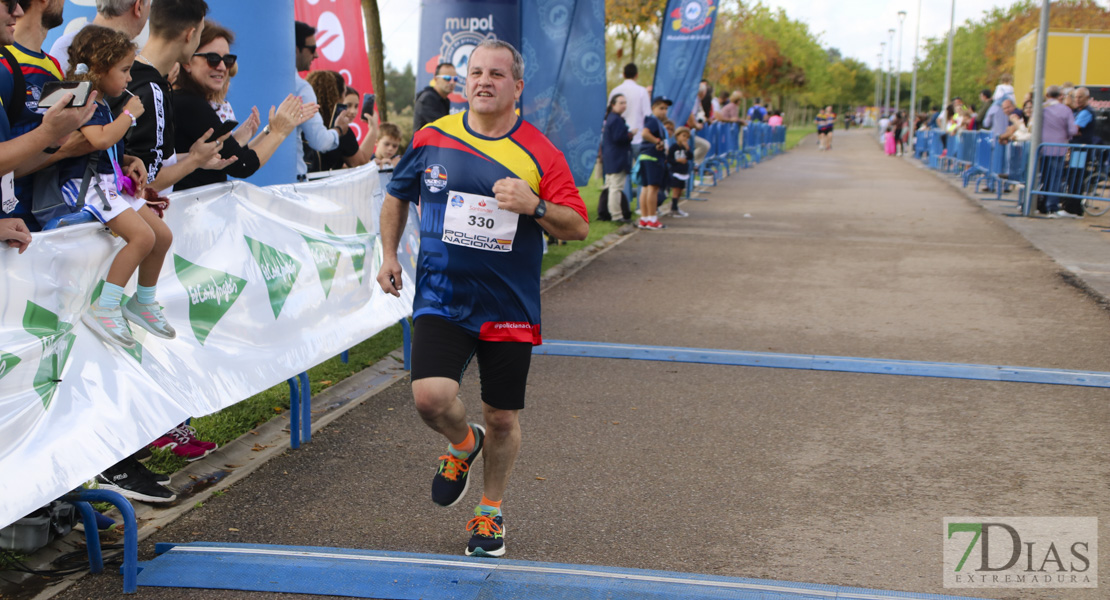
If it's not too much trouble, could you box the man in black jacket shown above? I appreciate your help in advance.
[412,62,455,131]
[127,0,228,192]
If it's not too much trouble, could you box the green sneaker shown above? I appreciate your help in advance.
[122,297,176,339]
[83,302,137,348]
[465,508,505,557]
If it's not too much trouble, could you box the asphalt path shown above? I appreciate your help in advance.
[53,129,1110,600]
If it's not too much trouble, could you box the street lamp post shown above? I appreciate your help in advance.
[876,45,885,126]
[896,11,906,114]
[942,0,956,110]
[908,0,922,145]
[885,28,895,118]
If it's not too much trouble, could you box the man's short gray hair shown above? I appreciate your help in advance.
[474,40,524,81]
[1046,85,1061,99]
[96,0,142,17]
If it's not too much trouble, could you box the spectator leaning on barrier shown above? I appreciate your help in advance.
[173,20,309,191]
[50,0,150,74]
[413,61,455,131]
[715,91,743,124]
[376,39,588,558]
[127,0,231,193]
[293,20,346,181]
[304,70,360,173]
[0,0,98,230]
[976,89,991,131]
[1036,85,1078,217]
[1061,86,1097,217]
[989,98,1016,139]
[747,97,766,123]
[609,62,650,146]
[372,121,401,169]
[3,0,67,229]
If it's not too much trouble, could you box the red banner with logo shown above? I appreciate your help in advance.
[294,0,375,142]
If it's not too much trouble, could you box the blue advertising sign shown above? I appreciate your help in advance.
[651,0,719,127]
[417,0,520,113]
[521,0,606,186]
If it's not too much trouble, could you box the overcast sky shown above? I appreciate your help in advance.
[377,1,1110,74]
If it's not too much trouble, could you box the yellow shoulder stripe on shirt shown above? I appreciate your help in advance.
[4,45,63,81]
[430,112,542,194]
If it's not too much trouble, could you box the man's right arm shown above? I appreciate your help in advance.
[375,194,408,297]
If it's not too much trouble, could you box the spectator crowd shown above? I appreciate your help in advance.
[0,0,403,507]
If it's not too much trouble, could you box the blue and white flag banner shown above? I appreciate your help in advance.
[521,0,607,186]
[0,166,420,529]
[417,0,520,113]
[651,0,719,127]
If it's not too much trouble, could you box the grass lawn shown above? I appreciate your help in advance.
[785,125,817,151]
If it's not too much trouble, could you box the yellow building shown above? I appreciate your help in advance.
[1014,28,1110,100]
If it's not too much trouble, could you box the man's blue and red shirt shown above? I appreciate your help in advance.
[387,111,587,345]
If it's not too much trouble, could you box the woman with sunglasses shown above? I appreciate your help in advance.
[171,20,312,191]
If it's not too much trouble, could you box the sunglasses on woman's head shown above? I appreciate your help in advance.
[194,52,237,68]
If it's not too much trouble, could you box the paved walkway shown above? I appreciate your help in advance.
[50,129,1109,599]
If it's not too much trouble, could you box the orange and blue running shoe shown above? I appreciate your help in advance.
[466,508,505,557]
[431,423,484,507]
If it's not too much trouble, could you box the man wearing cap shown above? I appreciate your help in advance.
[636,95,671,230]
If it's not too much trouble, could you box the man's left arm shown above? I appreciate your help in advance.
[492,178,588,241]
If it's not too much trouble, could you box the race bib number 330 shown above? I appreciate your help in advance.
[442,190,519,252]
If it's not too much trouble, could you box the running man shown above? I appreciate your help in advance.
[815,106,836,151]
[376,40,589,558]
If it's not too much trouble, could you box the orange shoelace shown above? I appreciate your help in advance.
[437,453,470,481]
[466,514,502,537]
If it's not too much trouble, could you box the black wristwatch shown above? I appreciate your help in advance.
[532,196,547,219]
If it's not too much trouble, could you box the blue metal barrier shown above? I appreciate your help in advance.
[962,132,995,188]
[61,488,139,594]
[1027,143,1110,216]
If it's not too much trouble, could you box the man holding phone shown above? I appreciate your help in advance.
[0,0,97,231]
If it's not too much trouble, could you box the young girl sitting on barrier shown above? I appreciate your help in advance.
[63,26,176,348]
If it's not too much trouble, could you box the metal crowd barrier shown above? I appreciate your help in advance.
[1028,143,1110,216]
[912,127,1110,216]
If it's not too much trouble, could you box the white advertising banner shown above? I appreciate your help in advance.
[0,165,420,529]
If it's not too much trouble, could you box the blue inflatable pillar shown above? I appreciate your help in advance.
[209,0,297,187]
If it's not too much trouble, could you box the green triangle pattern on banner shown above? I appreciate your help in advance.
[172,254,248,346]
[301,233,341,298]
[245,236,302,319]
[0,352,21,383]
[324,225,369,285]
[23,301,76,409]
[89,280,142,363]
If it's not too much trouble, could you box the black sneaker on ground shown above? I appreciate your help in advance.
[466,511,505,557]
[136,459,171,485]
[431,423,485,507]
[96,457,177,503]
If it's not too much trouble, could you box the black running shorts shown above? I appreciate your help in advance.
[410,315,533,411]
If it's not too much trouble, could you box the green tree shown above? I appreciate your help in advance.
[385,62,416,115]
[606,0,664,68]
[361,0,388,121]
